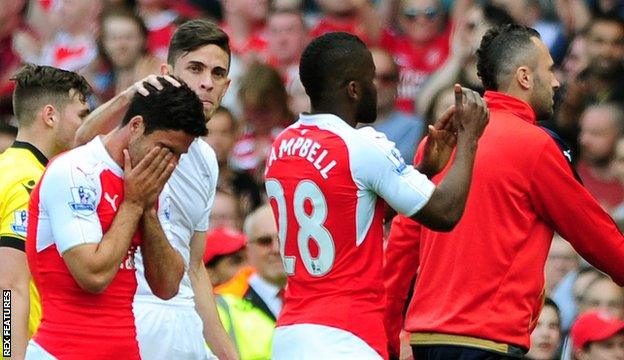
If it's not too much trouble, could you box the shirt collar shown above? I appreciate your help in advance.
[11,141,48,166]
[248,273,281,299]
[484,91,537,125]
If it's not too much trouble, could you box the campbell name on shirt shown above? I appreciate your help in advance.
[266,134,337,179]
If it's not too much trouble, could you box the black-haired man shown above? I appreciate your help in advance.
[386,24,624,360]
[265,32,488,359]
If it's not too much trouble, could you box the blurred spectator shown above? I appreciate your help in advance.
[577,103,624,211]
[266,9,308,91]
[286,76,311,115]
[204,106,263,215]
[577,274,624,319]
[491,0,561,49]
[545,234,580,294]
[82,7,160,104]
[204,226,248,286]
[380,0,459,113]
[417,2,515,116]
[220,0,269,60]
[525,298,562,360]
[137,0,180,60]
[230,62,293,182]
[556,34,588,86]
[14,0,101,71]
[611,136,624,227]
[556,16,624,151]
[0,0,27,118]
[215,204,285,360]
[209,189,244,231]
[571,311,624,360]
[366,47,424,162]
[425,86,455,126]
[310,0,382,45]
[0,123,17,153]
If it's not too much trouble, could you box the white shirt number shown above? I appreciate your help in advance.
[266,179,335,277]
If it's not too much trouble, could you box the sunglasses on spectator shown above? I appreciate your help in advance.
[403,7,440,21]
[250,234,279,246]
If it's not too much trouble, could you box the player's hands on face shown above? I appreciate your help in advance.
[453,84,489,140]
[123,147,176,210]
[419,105,458,177]
[126,75,182,97]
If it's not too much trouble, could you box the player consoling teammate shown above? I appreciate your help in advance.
[25,78,206,359]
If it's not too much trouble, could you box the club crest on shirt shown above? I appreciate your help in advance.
[10,210,28,237]
[387,148,407,175]
[68,186,97,214]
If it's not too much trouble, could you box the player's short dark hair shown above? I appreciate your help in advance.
[121,77,207,137]
[0,122,17,137]
[299,32,371,106]
[476,24,541,91]
[167,19,230,70]
[11,64,91,127]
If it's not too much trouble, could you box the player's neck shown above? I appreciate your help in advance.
[310,104,357,128]
[101,130,127,168]
[15,128,55,160]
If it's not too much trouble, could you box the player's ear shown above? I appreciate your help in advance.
[41,104,57,128]
[128,116,145,138]
[347,81,358,102]
[160,63,173,76]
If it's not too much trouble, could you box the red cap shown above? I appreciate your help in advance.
[203,226,247,264]
[571,311,624,350]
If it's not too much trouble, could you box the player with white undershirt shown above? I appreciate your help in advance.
[265,32,489,359]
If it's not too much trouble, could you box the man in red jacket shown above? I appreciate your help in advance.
[384,24,624,360]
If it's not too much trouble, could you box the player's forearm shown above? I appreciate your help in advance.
[140,210,184,300]
[66,201,143,293]
[189,262,239,360]
[74,90,133,146]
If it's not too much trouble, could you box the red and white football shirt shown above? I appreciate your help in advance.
[264,113,435,358]
[26,137,141,360]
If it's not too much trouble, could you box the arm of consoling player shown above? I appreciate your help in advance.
[140,209,184,300]
[189,231,239,360]
[530,139,624,285]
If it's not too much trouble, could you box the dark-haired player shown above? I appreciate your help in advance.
[0,64,91,359]
[25,78,207,359]
[265,32,489,359]
[386,24,624,360]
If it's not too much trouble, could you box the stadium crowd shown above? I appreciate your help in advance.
[2,0,624,360]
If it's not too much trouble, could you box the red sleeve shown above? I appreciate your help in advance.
[384,214,421,358]
[530,140,624,285]
[383,140,428,358]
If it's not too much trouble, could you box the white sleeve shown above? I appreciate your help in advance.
[353,127,435,216]
[196,140,219,232]
[40,157,103,254]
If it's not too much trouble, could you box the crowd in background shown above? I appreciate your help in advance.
[2,0,624,359]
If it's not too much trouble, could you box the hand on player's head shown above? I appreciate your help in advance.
[133,75,182,97]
